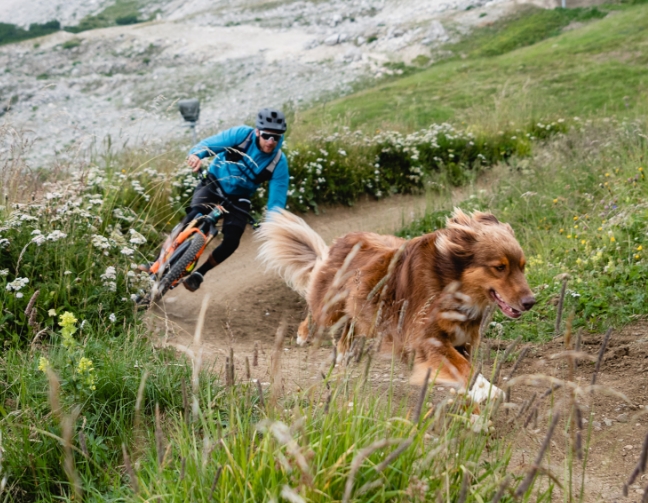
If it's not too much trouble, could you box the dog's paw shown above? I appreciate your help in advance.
[468,374,504,404]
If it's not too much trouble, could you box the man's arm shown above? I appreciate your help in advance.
[187,126,253,172]
[266,155,289,211]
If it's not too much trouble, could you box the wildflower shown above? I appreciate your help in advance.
[46,230,67,242]
[120,247,135,256]
[59,312,77,327]
[77,357,94,373]
[109,313,117,323]
[6,277,29,292]
[31,234,46,246]
[0,269,8,277]
[552,199,558,204]
[64,270,72,275]
[573,216,579,221]
[637,245,643,251]
[48,309,57,317]
[101,266,117,281]
[38,357,50,373]
[610,236,616,242]
[16,292,23,298]
[91,235,111,250]
[635,254,641,260]
[559,229,564,233]
[129,229,147,246]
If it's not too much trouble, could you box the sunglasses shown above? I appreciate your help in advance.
[259,131,282,142]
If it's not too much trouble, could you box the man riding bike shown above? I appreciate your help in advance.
[170,107,289,292]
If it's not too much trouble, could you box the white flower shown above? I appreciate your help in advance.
[0,269,8,277]
[0,238,8,249]
[31,234,46,246]
[101,266,117,281]
[338,149,347,156]
[64,270,72,275]
[120,247,135,257]
[46,230,67,241]
[16,292,23,299]
[109,313,117,323]
[129,229,147,246]
[31,229,42,235]
[91,235,111,250]
[6,277,29,292]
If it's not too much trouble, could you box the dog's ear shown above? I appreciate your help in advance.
[472,211,499,226]
[435,226,477,263]
[471,210,516,236]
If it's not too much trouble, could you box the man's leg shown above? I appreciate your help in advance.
[183,224,245,292]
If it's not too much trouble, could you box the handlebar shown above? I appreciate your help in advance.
[195,168,259,229]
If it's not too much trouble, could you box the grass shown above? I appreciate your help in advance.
[294,4,648,134]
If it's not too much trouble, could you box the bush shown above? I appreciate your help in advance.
[116,14,140,25]
[0,20,60,46]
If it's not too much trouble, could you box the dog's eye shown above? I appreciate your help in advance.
[493,264,506,272]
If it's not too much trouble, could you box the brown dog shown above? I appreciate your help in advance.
[257,208,535,397]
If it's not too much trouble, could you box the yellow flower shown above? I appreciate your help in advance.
[553,198,558,204]
[635,254,641,260]
[77,357,94,374]
[573,216,579,221]
[610,236,616,242]
[59,312,78,328]
[559,228,564,234]
[567,234,572,239]
[598,227,603,231]
[605,173,610,177]
[38,357,50,373]
[48,309,57,317]
[581,240,586,245]
[639,167,644,172]
[574,225,578,229]
[638,245,643,251]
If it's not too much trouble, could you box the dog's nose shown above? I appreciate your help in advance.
[521,295,536,311]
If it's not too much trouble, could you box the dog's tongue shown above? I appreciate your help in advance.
[491,291,522,319]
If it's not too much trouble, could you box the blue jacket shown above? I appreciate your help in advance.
[189,125,289,211]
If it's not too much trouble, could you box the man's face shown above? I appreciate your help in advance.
[256,129,282,154]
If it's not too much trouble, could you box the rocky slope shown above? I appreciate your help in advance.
[0,0,519,165]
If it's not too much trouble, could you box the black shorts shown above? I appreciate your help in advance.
[188,179,251,231]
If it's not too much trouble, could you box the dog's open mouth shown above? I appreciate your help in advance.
[490,289,522,319]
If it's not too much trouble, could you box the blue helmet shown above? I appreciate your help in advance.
[256,108,287,133]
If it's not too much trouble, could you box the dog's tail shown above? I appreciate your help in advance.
[256,209,329,297]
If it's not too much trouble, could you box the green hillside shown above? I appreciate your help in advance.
[297,3,648,132]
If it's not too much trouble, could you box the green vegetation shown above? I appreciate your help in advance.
[0,20,60,46]
[62,38,82,49]
[65,0,143,33]
[297,4,648,133]
[450,5,606,58]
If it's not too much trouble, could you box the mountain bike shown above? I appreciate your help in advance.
[135,170,257,307]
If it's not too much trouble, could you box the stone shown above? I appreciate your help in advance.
[617,413,629,423]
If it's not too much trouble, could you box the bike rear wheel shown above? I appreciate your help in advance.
[152,233,207,302]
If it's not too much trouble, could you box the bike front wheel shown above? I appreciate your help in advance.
[152,233,207,302]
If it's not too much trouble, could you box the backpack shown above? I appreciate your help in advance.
[224,131,282,184]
